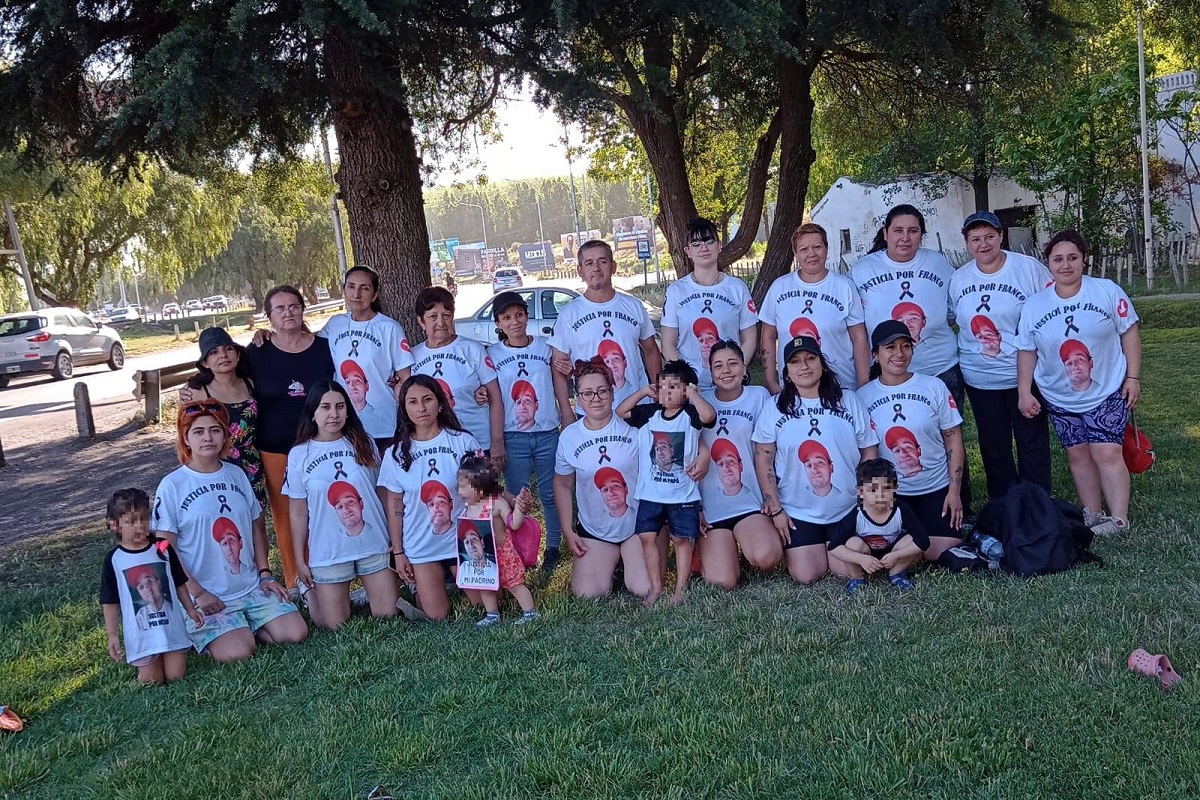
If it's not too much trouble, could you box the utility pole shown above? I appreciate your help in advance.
[564,125,582,246]
[646,174,661,282]
[535,194,546,244]
[4,199,38,311]
[321,126,350,274]
[1137,7,1154,289]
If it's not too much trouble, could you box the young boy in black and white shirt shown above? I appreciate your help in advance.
[616,359,715,605]
[828,458,929,595]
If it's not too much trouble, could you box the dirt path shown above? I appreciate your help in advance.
[0,398,176,547]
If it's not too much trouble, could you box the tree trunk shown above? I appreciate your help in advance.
[325,33,431,339]
[753,54,818,313]
[969,96,990,211]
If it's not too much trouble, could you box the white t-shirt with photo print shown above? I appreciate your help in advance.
[626,403,710,505]
[319,312,415,439]
[151,462,263,602]
[487,337,560,433]
[700,386,771,523]
[411,337,499,449]
[752,391,878,524]
[547,292,656,410]
[284,437,389,568]
[663,273,758,389]
[950,252,1053,390]
[851,248,958,376]
[758,270,866,389]
[858,373,964,496]
[555,415,641,543]
[377,429,480,564]
[100,541,193,663]
[1016,276,1139,413]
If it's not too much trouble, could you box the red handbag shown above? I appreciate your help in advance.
[507,514,544,568]
[1123,411,1155,474]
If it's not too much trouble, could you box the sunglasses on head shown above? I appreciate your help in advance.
[182,400,224,416]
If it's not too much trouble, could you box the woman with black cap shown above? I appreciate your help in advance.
[184,327,265,504]
[857,321,966,559]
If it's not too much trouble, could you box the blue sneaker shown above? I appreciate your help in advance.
[475,612,501,629]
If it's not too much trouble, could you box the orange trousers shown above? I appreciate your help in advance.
[261,450,299,589]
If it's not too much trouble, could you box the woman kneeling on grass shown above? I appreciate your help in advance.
[152,400,307,663]
[285,380,400,630]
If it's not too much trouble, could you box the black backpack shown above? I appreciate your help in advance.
[976,483,1102,577]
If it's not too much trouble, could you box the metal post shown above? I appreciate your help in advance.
[145,369,162,423]
[4,199,38,311]
[565,126,582,247]
[321,125,350,274]
[1137,8,1154,289]
[74,382,96,439]
[535,195,545,245]
[646,174,661,283]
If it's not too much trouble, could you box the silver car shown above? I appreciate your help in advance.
[455,285,661,345]
[0,307,126,387]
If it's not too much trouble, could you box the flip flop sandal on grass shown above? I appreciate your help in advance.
[0,706,23,733]
[1128,649,1183,690]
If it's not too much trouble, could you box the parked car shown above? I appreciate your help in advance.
[162,302,183,319]
[0,307,125,386]
[491,267,524,294]
[184,299,204,313]
[455,285,662,345]
[107,306,142,325]
[203,295,230,311]
[315,287,330,300]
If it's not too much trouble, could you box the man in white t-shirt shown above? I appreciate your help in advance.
[550,240,662,409]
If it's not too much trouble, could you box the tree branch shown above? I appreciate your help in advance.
[441,67,502,133]
[720,108,783,265]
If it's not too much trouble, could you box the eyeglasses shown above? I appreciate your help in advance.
[270,304,303,315]
[183,400,224,416]
[689,238,718,248]
[578,388,612,402]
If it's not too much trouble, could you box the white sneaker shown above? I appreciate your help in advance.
[1090,515,1129,536]
[349,586,370,607]
[1083,507,1104,528]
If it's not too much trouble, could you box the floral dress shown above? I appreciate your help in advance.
[199,384,267,504]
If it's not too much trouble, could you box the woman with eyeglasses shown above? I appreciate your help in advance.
[151,400,307,663]
[661,218,758,390]
[553,358,652,598]
[760,223,870,393]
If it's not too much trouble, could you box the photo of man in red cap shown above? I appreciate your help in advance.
[970,315,1002,359]
[598,339,628,392]
[435,378,457,410]
[211,517,243,574]
[891,302,927,344]
[884,426,924,478]
[326,481,371,538]
[798,440,835,497]
[339,359,372,414]
[124,564,174,632]
[1059,339,1094,392]
[691,317,720,366]
[593,467,631,518]
[510,379,539,432]
[651,430,684,474]
[420,480,455,536]
[789,316,822,346]
[710,438,745,497]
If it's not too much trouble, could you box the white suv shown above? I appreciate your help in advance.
[0,307,125,386]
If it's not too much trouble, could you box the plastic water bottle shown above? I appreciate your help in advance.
[971,531,1004,570]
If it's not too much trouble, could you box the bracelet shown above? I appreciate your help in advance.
[769,509,784,518]
[258,575,277,584]
[258,568,273,577]
[1125,376,1140,381]
[392,549,406,557]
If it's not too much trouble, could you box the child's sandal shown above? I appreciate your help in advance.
[887,572,915,591]
[845,578,867,596]
[1128,648,1183,690]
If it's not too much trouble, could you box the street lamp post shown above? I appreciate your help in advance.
[456,202,487,249]
[1138,6,1154,289]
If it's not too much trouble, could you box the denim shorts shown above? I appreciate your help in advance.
[1045,390,1129,448]
[635,500,702,540]
[310,552,391,585]
[184,589,299,654]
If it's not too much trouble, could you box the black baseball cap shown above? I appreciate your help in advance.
[871,320,914,350]
[782,335,822,363]
[492,291,527,321]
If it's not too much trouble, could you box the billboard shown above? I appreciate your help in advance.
[453,245,483,277]
[612,215,652,252]
[518,242,556,272]
[558,230,602,264]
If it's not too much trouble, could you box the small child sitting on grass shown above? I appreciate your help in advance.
[829,459,929,595]
[100,488,203,684]
[616,359,715,605]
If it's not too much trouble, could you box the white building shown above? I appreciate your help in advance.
[1156,70,1199,239]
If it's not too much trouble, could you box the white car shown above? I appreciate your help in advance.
[106,306,142,325]
[455,285,662,345]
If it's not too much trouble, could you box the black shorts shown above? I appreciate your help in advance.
[706,510,759,532]
[898,486,961,541]
[785,509,855,550]
[574,522,634,545]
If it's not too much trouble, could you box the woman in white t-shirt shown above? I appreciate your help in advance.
[1017,230,1142,535]
[698,341,782,589]
[378,374,482,620]
[285,380,399,630]
[858,321,966,559]
[553,357,652,598]
[851,205,971,513]
[152,399,307,663]
[950,212,1054,499]
[318,265,414,451]
[661,217,758,390]
[409,286,505,468]
[761,222,869,393]
[752,336,878,584]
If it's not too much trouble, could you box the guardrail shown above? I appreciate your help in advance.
[132,361,198,423]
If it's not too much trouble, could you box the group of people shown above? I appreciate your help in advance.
[99,205,1143,683]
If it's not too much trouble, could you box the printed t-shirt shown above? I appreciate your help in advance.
[858,373,964,495]
[411,337,498,449]
[555,415,641,543]
[244,337,335,453]
[284,438,389,568]
[1016,276,1139,412]
[828,502,931,552]
[663,273,758,389]
[752,391,877,524]
[377,429,481,564]
[487,337,560,433]
[699,386,771,522]
[547,292,656,409]
[759,271,865,389]
[152,462,263,601]
[950,252,1053,390]
[851,248,958,376]
[319,312,414,439]
[99,540,192,663]
[626,403,712,504]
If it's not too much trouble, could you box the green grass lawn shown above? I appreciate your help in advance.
[3,329,1200,799]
